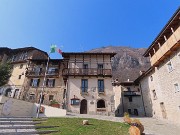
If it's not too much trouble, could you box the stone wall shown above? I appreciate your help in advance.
[140,48,180,124]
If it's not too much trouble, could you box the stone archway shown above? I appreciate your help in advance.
[80,99,87,114]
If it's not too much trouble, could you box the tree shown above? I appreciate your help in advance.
[0,62,12,86]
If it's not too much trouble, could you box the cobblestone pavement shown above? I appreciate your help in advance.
[65,113,180,135]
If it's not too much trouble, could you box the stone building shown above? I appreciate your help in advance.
[24,59,65,108]
[0,47,48,99]
[113,80,145,117]
[136,7,180,124]
[62,52,116,115]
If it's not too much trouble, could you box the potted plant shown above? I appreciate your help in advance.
[50,100,60,108]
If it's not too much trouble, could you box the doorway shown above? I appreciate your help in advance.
[134,109,139,116]
[160,102,167,119]
[5,88,12,97]
[80,99,87,114]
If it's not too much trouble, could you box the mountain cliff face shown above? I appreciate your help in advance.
[88,46,150,82]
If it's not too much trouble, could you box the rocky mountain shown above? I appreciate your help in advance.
[88,46,150,82]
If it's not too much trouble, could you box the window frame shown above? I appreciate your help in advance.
[167,61,173,72]
[81,79,88,93]
[98,79,104,92]
[31,78,40,87]
[71,98,80,105]
[174,83,180,92]
[152,90,157,100]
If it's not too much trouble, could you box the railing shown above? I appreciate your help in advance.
[123,91,141,96]
[26,70,59,76]
[150,26,180,66]
[62,68,112,76]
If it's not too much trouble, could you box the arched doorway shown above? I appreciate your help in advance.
[80,99,87,114]
[5,88,12,97]
[97,99,105,108]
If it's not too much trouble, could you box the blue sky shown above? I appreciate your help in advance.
[0,0,179,58]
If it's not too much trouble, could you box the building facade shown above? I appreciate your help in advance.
[137,8,180,124]
[62,52,116,115]
[0,47,48,99]
[113,80,145,117]
[23,59,65,108]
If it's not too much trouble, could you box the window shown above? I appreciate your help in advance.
[71,99,80,105]
[31,78,40,87]
[19,64,23,69]
[177,53,180,60]
[98,64,104,75]
[18,75,22,79]
[83,64,88,75]
[97,99,105,108]
[150,76,153,81]
[152,90,157,99]
[49,95,54,101]
[81,79,88,92]
[46,79,55,87]
[167,61,173,72]
[83,64,88,69]
[128,97,132,102]
[98,79,104,92]
[128,109,132,114]
[174,83,180,92]
[47,67,58,75]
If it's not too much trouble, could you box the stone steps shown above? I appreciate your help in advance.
[0,117,59,134]
[0,130,59,135]
[0,122,41,125]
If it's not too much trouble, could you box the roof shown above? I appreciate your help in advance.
[62,52,116,58]
[143,6,180,57]
[134,67,154,83]
[12,47,48,56]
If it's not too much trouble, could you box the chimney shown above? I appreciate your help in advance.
[139,70,145,75]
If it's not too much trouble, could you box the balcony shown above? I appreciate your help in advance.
[62,68,112,77]
[26,70,59,77]
[150,27,180,66]
[123,91,141,96]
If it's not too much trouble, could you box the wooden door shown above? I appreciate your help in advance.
[80,99,87,114]
[160,102,167,119]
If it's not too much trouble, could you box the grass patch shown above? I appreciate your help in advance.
[37,117,129,135]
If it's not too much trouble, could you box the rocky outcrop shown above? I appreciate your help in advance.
[88,46,150,82]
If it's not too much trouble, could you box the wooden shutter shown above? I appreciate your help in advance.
[53,79,55,87]
[46,79,49,86]
[30,79,33,86]
[37,79,40,87]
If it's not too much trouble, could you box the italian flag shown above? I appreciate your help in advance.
[50,45,63,55]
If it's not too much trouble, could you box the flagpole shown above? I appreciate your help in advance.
[36,52,50,118]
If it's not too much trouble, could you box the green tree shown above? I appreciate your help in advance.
[0,62,12,86]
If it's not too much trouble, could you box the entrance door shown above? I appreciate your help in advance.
[134,109,138,116]
[160,102,167,119]
[80,99,87,114]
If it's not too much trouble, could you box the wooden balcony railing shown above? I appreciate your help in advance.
[62,68,112,76]
[26,70,59,77]
[123,91,141,96]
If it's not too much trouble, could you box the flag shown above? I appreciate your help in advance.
[50,45,56,53]
[56,47,63,55]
